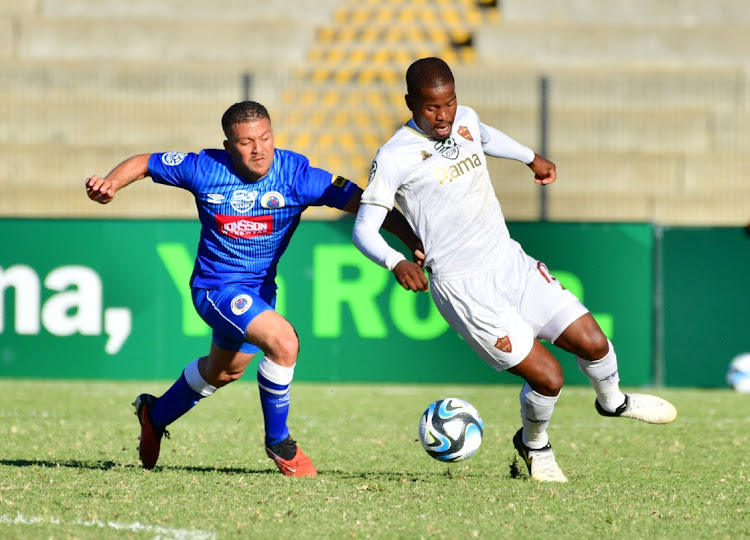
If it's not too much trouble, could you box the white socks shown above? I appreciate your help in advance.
[576,339,626,412]
[519,383,559,449]
[184,359,217,397]
[257,356,295,387]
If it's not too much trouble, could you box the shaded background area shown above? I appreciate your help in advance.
[0,0,748,224]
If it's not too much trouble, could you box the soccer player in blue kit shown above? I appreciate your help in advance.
[86,101,426,476]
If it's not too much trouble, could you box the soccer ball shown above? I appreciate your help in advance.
[726,353,750,393]
[418,398,484,462]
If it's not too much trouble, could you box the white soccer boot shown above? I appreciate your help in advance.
[595,393,677,424]
[513,429,568,483]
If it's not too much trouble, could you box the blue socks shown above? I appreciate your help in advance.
[257,357,294,446]
[150,356,294,448]
[151,359,216,427]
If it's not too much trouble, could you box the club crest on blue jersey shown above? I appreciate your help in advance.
[261,191,285,209]
[230,190,258,212]
[231,294,253,315]
[161,152,188,166]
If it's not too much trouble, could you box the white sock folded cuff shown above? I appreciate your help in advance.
[184,359,217,397]
[257,356,295,386]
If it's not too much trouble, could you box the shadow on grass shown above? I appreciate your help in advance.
[0,458,273,475]
[0,459,527,481]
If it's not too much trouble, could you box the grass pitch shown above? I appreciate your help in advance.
[1,380,748,539]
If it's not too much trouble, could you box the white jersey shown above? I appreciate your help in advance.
[358,105,587,369]
[362,105,522,281]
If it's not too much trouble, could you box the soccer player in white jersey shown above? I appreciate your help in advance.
[353,58,677,483]
[86,101,425,476]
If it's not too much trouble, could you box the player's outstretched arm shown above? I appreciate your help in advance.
[527,154,556,185]
[352,203,428,293]
[342,186,425,266]
[86,153,152,204]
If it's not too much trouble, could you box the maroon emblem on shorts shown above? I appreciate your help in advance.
[495,335,512,353]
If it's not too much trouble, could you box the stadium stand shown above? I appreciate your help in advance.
[0,0,748,224]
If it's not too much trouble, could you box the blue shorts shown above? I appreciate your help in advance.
[192,283,276,354]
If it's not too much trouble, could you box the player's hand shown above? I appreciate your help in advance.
[86,175,116,204]
[528,154,556,185]
[393,260,429,292]
[412,247,426,267]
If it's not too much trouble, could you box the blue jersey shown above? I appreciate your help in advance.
[148,148,357,289]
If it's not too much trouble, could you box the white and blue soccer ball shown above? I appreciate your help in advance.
[726,353,750,393]
[418,398,484,462]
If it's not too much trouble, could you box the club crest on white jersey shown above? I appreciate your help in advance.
[434,137,459,160]
[368,160,377,184]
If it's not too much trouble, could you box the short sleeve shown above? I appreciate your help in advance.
[148,152,200,190]
[293,161,358,210]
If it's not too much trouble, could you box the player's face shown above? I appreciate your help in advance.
[406,83,457,140]
[223,118,275,181]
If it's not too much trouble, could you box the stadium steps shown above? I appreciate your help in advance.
[1,0,749,224]
[266,0,500,218]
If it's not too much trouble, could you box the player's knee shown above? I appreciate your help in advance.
[572,321,609,360]
[528,365,563,396]
[580,331,609,360]
[267,332,299,367]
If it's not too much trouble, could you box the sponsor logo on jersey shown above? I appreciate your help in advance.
[421,150,433,161]
[434,137,459,160]
[161,152,188,166]
[332,175,348,188]
[458,126,473,141]
[494,335,513,353]
[435,153,482,184]
[230,190,258,213]
[215,214,273,239]
[207,193,225,204]
[368,160,377,184]
[230,294,253,315]
[261,191,285,209]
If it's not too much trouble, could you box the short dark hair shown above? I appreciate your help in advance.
[406,57,454,96]
[221,101,271,136]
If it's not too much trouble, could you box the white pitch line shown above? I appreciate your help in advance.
[0,514,218,540]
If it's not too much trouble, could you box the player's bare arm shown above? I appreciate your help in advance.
[86,153,152,204]
[527,154,556,185]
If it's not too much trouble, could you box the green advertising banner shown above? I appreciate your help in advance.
[660,226,750,388]
[0,219,653,385]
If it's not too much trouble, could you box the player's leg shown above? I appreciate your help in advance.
[244,309,316,477]
[133,285,265,470]
[430,273,567,482]
[554,316,676,424]
[553,313,627,412]
[507,341,568,483]
[133,352,218,470]
[133,344,254,470]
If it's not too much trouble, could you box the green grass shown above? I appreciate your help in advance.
[1,380,748,539]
